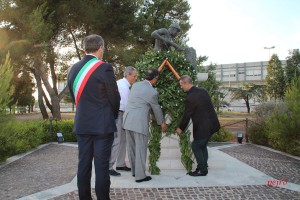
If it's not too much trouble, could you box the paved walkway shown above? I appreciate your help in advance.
[0,142,299,200]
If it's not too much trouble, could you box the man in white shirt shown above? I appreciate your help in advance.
[109,66,138,176]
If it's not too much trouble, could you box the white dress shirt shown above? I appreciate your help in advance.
[117,78,131,111]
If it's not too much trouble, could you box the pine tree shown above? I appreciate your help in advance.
[0,0,191,119]
[0,53,14,113]
[265,54,285,101]
[285,49,300,88]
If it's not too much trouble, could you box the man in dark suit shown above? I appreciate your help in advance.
[67,34,120,200]
[176,75,220,176]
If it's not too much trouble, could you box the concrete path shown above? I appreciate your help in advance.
[0,142,299,200]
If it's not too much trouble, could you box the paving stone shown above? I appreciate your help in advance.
[0,144,77,199]
[51,185,300,200]
[220,144,300,184]
[1,143,299,200]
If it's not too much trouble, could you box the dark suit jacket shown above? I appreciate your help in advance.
[67,55,120,135]
[179,86,220,140]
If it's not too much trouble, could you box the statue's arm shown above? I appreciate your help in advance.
[171,42,185,51]
[151,28,185,51]
[151,28,168,42]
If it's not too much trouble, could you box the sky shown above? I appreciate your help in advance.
[187,0,300,65]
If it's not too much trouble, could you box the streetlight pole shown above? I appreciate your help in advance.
[264,46,275,60]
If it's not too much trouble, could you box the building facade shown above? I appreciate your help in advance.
[209,60,287,111]
[214,60,287,87]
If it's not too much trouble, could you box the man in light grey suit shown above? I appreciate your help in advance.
[123,68,167,183]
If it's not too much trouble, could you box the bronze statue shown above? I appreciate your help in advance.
[151,23,197,67]
[151,23,185,52]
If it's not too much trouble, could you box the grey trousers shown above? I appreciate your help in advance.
[109,111,127,170]
[125,130,148,180]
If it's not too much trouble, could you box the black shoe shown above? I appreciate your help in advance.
[136,176,152,183]
[116,166,131,171]
[188,170,208,177]
[132,174,135,177]
[187,168,199,175]
[109,170,121,176]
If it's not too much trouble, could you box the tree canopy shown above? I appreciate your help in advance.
[0,53,14,113]
[228,83,266,113]
[285,49,300,88]
[265,54,285,101]
[0,0,191,119]
[197,62,221,107]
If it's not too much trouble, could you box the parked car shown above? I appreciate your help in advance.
[219,105,232,112]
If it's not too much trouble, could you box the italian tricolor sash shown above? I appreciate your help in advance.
[73,58,104,107]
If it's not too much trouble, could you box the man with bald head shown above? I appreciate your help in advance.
[176,75,220,177]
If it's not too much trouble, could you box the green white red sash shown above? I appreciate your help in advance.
[73,58,104,107]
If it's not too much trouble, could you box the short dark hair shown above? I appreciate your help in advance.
[180,75,193,84]
[144,68,159,80]
[83,34,104,53]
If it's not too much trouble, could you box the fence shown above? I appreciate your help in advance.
[221,118,254,143]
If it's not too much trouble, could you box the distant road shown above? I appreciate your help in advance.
[14,112,75,121]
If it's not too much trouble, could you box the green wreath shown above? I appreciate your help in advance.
[135,50,197,174]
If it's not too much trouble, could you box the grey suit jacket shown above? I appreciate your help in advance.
[123,80,164,137]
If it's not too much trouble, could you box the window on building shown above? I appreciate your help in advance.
[246,69,261,76]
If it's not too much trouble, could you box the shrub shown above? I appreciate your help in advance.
[253,101,280,123]
[50,119,76,142]
[0,118,76,163]
[210,127,233,142]
[0,117,15,162]
[247,101,281,145]
[0,118,47,162]
[266,77,300,156]
[249,77,300,156]
[247,121,269,146]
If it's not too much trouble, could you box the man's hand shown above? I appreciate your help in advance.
[176,128,182,135]
[161,122,167,132]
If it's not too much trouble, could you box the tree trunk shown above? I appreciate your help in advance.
[30,102,34,112]
[33,60,48,119]
[245,97,250,113]
[39,57,62,120]
[69,28,82,60]
[42,89,52,113]
[58,85,69,101]
[51,96,61,120]
[37,82,48,119]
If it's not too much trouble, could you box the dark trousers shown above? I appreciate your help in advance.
[77,133,114,200]
[192,137,209,173]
